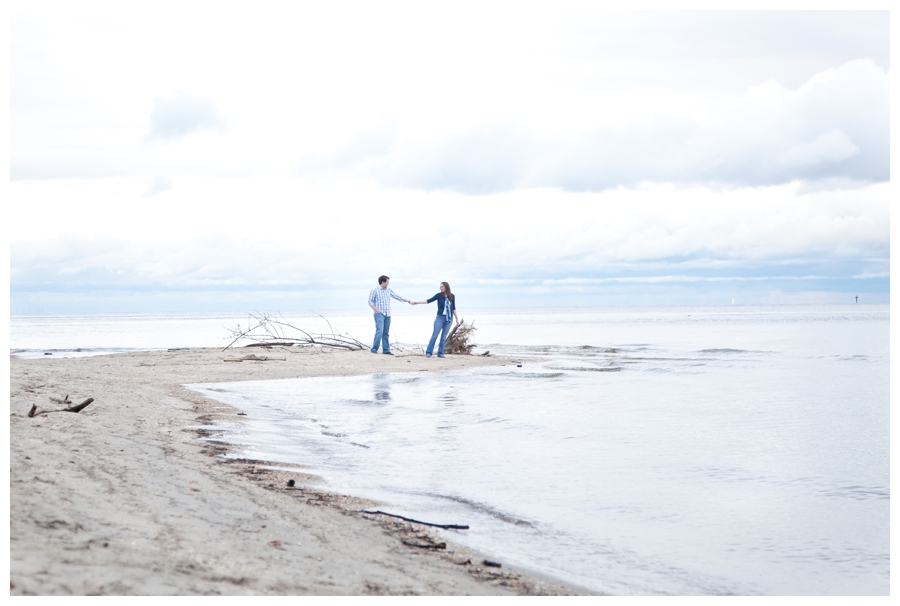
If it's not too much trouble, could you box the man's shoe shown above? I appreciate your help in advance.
[383,351,394,355]
[425,354,432,358]
[437,354,445,358]
[371,350,378,354]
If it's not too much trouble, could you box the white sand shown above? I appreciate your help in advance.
[9,347,583,595]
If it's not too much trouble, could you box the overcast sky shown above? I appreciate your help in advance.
[9,4,891,312]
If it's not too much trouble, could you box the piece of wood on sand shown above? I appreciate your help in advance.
[29,396,95,418]
[223,354,286,362]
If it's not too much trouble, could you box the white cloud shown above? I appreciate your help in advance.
[346,59,888,193]
[10,9,889,191]
[9,181,890,293]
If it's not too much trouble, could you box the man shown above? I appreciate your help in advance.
[368,275,410,355]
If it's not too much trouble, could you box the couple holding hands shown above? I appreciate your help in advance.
[367,275,459,358]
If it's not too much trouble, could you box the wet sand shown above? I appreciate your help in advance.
[9,346,584,595]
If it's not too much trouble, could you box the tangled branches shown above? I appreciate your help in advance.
[225,312,367,351]
[444,319,477,355]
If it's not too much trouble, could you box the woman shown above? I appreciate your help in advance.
[410,282,459,358]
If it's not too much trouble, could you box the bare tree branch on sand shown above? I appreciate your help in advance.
[444,320,480,355]
[224,312,367,351]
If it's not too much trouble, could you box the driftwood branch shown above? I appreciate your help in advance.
[30,397,94,417]
[362,509,469,530]
[65,398,94,413]
[224,311,367,351]
[223,354,285,362]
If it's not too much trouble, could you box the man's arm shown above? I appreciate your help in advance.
[390,289,407,303]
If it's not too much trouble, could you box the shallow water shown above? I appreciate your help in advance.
[10,306,889,593]
[178,305,890,595]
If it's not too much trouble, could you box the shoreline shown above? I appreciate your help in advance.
[10,346,586,596]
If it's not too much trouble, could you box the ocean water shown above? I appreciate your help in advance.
[11,306,890,594]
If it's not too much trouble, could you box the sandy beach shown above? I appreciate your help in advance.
[9,346,582,596]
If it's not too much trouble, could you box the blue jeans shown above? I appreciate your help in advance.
[426,315,452,356]
[372,313,392,353]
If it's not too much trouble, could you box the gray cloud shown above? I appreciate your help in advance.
[147,91,225,140]
[299,121,399,174]
[143,176,173,198]
[386,125,536,195]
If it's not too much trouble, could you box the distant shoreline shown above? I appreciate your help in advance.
[9,301,891,318]
[10,347,584,596]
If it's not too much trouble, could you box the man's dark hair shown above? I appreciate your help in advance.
[378,275,390,285]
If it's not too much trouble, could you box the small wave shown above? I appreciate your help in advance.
[573,345,620,353]
[698,348,750,354]
[391,376,426,384]
[339,398,385,406]
[495,371,566,379]
[488,344,558,353]
[424,493,534,527]
[816,484,889,501]
[553,366,622,373]
[695,467,890,502]
[474,416,508,425]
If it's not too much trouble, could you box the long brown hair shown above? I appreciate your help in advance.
[441,281,454,301]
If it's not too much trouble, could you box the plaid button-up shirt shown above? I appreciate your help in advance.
[368,286,404,317]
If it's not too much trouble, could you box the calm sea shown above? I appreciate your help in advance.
[10,305,890,595]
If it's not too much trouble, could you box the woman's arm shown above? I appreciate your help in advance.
[453,308,460,326]
[410,293,439,306]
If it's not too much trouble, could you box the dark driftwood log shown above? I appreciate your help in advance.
[362,509,469,530]
[49,395,71,405]
[65,398,94,413]
[30,397,94,418]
